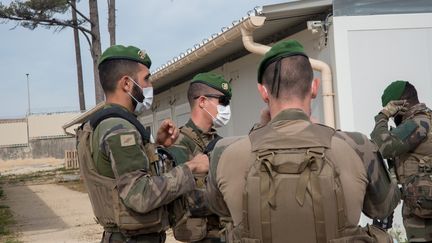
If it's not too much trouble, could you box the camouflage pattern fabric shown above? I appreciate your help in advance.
[91,104,195,230]
[207,109,400,242]
[168,119,218,164]
[334,131,400,219]
[371,103,432,242]
[166,119,222,242]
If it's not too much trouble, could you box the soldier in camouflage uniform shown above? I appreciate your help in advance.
[76,45,209,243]
[206,40,401,243]
[371,81,432,242]
[167,72,232,243]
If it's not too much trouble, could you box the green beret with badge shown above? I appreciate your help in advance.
[257,39,308,84]
[381,80,408,107]
[98,45,152,68]
[191,72,232,99]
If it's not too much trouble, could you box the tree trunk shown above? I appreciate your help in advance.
[107,0,115,46]
[89,0,104,103]
[71,0,86,111]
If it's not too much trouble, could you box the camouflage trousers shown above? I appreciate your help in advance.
[100,231,166,243]
[403,203,432,242]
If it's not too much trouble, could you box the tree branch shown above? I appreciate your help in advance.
[66,0,91,24]
[0,14,94,36]
[79,28,92,48]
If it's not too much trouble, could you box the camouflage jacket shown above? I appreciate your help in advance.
[167,119,219,164]
[371,103,432,181]
[91,104,195,214]
[207,109,400,227]
[165,119,221,234]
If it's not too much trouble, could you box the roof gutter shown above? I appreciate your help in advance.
[150,16,267,84]
[240,20,336,128]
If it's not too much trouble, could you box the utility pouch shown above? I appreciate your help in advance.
[404,173,432,218]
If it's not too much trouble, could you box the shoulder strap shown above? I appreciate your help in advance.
[203,135,222,154]
[88,106,150,144]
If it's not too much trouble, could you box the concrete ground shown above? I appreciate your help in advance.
[0,157,182,243]
[2,183,180,243]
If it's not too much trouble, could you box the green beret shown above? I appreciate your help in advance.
[257,40,308,83]
[98,45,152,68]
[381,80,408,106]
[191,72,232,99]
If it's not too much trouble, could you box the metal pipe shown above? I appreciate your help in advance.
[309,58,335,128]
[26,73,31,115]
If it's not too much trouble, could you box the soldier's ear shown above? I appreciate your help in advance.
[311,78,320,99]
[120,76,133,93]
[198,96,207,108]
[257,83,269,103]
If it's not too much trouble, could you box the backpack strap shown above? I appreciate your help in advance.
[203,135,222,155]
[88,106,150,144]
[86,106,161,173]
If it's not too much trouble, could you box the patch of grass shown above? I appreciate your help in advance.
[1,167,80,185]
[0,187,21,243]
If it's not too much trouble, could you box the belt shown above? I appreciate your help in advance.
[102,231,166,243]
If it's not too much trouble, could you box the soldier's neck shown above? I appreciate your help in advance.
[191,110,212,132]
[106,94,134,113]
[269,98,311,119]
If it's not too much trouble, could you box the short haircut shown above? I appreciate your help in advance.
[400,82,419,105]
[187,82,219,107]
[98,59,141,93]
[262,55,313,100]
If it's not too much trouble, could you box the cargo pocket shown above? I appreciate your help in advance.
[173,217,207,242]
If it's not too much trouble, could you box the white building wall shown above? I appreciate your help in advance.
[332,12,432,238]
[333,13,432,133]
[0,119,28,146]
[28,112,81,139]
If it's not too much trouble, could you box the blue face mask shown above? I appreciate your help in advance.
[127,77,153,115]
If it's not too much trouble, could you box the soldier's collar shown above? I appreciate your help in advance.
[270,108,310,124]
[187,119,217,135]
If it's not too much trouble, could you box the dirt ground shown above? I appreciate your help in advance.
[0,157,181,243]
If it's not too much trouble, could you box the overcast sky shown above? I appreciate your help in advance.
[0,0,289,118]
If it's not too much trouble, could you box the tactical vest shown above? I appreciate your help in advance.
[396,109,432,182]
[237,121,392,243]
[397,109,432,218]
[76,107,169,235]
[171,126,222,242]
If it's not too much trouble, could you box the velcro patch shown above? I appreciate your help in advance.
[120,134,136,147]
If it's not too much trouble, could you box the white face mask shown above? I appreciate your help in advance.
[204,100,231,128]
[127,77,153,115]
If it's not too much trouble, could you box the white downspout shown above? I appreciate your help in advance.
[240,16,336,128]
[308,59,335,128]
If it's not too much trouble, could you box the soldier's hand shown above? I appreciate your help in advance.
[156,119,179,147]
[381,100,408,118]
[186,153,209,174]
